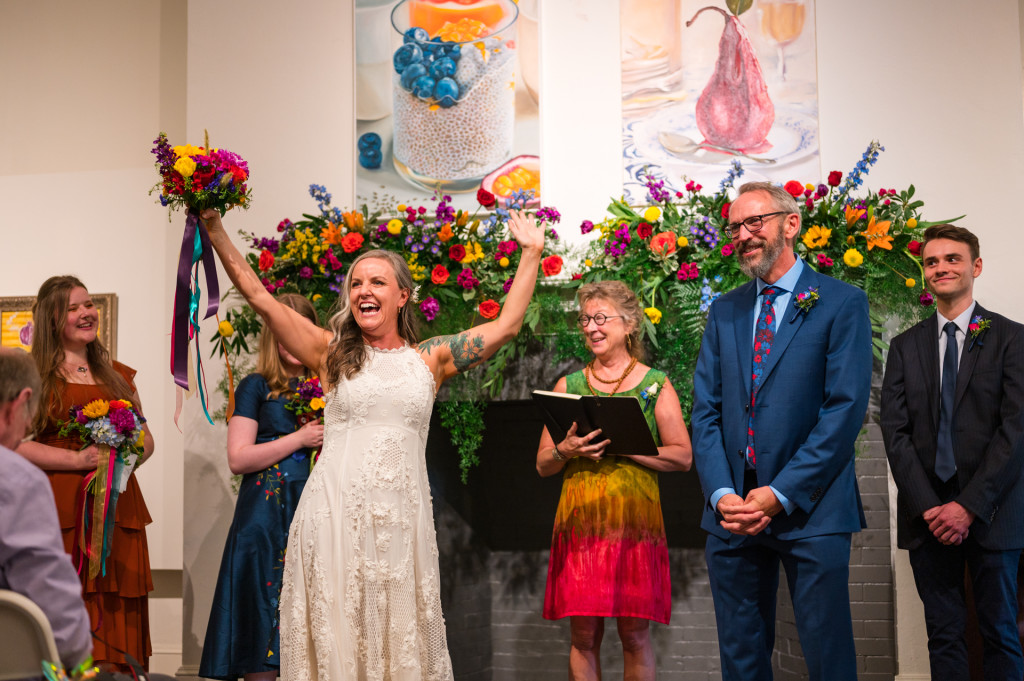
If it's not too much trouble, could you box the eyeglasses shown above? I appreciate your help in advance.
[724,211,788,239]
[576,313,623,328]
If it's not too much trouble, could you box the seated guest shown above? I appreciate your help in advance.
[535,280,692,681]
[0,347,94,676]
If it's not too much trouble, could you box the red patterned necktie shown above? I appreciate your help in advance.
[746,286,780,467]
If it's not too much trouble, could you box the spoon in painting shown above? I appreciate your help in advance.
[658,131,776,165]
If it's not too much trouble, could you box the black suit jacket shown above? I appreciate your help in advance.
[881,304,1024,550]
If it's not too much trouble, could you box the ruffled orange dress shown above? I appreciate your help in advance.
[36,361,153,672]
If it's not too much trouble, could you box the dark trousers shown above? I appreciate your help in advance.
[909,536,1023,681]
[706,531,857,681]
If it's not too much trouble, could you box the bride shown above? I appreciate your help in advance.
[202,208,544,680]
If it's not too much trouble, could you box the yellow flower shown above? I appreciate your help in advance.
[801,225,832,250]
[462,242,484,264]
[313,294,322,301]
[172,144,205,158]
[309,397,326,411]
[644,207,661,223]
[135,430,146,449]
[862,215,893,251]
[843,248,864,267]
[173,156,197,178]
[847,235,856,245]
[905,278,916,288]
[844,205,867,227]
[805,183,815,192]
[677,236,689,248]
[906,217,918,229]
[218,320,234,337]
[397,204,407,212]
[386,219,403,235]
[83,400,109,419]
[499,256,510,267]
[584,258,593,267]
[644,307,663,324]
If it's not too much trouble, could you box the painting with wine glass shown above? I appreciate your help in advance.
[621,0,819,202]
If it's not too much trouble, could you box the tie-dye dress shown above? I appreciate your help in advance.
[542,368,671,624]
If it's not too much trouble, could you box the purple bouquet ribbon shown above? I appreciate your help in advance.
[171,209,220,404]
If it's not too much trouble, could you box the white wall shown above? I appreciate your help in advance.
[2,0,1023,677]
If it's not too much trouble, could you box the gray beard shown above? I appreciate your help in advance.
[738,229,787,280]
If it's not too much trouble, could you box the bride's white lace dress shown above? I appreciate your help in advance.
[280,345,454,681]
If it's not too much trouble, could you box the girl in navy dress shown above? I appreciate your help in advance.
[200,293,323,681]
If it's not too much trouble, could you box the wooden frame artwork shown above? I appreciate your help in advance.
[0,293,118,358]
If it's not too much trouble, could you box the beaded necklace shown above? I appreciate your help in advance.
[584,356,637,395]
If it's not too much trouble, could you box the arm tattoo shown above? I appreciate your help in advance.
[419,332,486,372]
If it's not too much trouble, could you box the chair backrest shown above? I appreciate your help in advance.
[0,589,62,680]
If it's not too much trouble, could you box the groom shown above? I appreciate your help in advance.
[880,224,1024,680]
[691,181,872,680]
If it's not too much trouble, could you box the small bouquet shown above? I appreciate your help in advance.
[59,399,147,579]
[285,376,326,470]
[151,131,252,425]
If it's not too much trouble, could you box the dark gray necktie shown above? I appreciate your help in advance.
[935,321,958,482]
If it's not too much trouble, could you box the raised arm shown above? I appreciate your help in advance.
[418,209,545,386]
[200,209,330,373]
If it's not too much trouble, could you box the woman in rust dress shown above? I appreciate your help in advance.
[17,275,155,672]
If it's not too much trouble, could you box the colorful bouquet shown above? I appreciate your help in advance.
[151,132,252,425]
[285,376,326,470]
[59,399,146,578]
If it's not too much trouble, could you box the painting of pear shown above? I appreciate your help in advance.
[687,5,775,151]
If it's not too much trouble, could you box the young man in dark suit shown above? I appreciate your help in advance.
[881,224,1024,680]
[691,182,872,680]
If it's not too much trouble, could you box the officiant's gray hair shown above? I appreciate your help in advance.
[577,281,644,360]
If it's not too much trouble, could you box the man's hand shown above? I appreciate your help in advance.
[717,493,771,536]
[744,486,784,518]
[923,502,974,545]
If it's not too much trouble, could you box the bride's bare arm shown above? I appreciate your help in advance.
[200,209,330,371]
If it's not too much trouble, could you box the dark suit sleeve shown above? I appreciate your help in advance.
[880,332,943,517]
[691,299,731,509]
[771,289,872,514]
[957,323,1024,523]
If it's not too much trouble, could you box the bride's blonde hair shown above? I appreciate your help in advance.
[324,250,419,385]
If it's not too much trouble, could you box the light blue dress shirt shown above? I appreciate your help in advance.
[710,257,805,515]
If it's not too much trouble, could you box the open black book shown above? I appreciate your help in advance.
[531,390,660,456]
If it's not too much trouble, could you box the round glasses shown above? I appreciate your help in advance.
[576,313,623,328]
[724,211,788,239]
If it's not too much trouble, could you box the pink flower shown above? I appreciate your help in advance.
[920,292,934,306]
[721,244,734,256]
[580,220,594,234]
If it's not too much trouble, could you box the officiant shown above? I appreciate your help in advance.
[534,280,691,681]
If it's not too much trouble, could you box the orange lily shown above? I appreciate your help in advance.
[438,223,455,243]
[321,222,343,246]
[844,205,866,227]
[862,215,893,251]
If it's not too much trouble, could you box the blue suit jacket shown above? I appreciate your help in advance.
[691,263,872,542]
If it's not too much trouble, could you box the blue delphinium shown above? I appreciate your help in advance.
[836,141,885,204]
[719,160,745,192]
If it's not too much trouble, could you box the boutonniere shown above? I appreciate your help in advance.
[640,381,660,412]
[794,286,820,316]
[968,314,990,351]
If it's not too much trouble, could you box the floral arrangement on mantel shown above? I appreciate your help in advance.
[213,141,959,478]
[570,141,962,415]
[212,186,571,480]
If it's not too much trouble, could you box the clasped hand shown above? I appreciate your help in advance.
[923,501,974,546]
[717,486,783,536]
[558,422,611,462]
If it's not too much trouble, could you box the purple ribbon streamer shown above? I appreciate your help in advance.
[171,209,220,389]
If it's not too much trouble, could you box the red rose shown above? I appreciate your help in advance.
[258,249,275,271]
[541,254,563,277]
[478,299,501,319]
[636,222,653,239]
[431,265,450,285]
[784,180,804,198]
[908,240,922,256]
[721,202,731,219]
[572,273,583,280]
[449,244,467,261]
[341,232,364,253]
[476,188,497,208]
[828,170,842,187]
